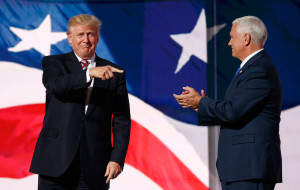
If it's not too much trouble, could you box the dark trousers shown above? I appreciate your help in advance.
[221,180,276,190]
[38,149,109,190]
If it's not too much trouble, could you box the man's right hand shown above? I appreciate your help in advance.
[89,66,124,80]
[173,86,206,111]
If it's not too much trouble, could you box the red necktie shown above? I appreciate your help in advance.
[81,59,89,70]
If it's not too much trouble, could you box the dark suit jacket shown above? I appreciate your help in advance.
[30,51,131,188]
[197,50,282,183]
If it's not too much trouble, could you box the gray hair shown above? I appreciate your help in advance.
[233,16,268,46]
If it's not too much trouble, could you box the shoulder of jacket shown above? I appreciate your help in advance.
[96,56,124,70]
[43,52,74,63]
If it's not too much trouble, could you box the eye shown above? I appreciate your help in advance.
[88,33,96,37]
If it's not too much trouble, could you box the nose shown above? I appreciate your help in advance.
[83,34,89,42]
[228,39,232,46]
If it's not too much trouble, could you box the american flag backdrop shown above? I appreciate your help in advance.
[0,0,300,190]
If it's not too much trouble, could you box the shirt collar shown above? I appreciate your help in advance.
[240,48,264,69]
[74,53,96,63]
[74,53,96,67]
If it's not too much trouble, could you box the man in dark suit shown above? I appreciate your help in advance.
[174,16,282,190]
[30,14,131,190]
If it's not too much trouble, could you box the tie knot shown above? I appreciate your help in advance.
[81,59,89,70]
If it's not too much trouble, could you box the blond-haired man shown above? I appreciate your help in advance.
[30,14,131,190]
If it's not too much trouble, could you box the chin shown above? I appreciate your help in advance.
[81,51,93,57]
[232,54,238,59]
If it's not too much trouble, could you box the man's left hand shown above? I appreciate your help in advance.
[104,161,122,184]
[173,86,206,111]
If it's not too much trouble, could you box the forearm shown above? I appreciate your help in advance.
[197,88,270,125]
[110,100,131,167]
[42,57,88,97]
[110,73,131,167]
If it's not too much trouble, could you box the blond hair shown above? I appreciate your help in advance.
[67,14,102,34]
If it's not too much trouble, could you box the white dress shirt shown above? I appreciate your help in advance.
[74,53,96,113]
[240,48,264,69]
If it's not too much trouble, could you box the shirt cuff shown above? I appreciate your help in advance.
[86,69,92,83]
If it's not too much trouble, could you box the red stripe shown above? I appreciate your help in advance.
[0,104,44,178]
[126,120,209,190]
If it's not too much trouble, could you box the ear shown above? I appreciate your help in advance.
[244,33,251,46]
[97,32,100,44]
[67,32,72,46]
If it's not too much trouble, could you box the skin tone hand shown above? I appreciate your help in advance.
[104,161,122,184]
[89,66,124,80]
[173,86,207,111]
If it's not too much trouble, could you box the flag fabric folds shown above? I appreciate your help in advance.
[0,0,209,189]
[1,0,300,189]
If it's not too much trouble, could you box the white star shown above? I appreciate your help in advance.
[8,14,67,56]
[170,9,226,74]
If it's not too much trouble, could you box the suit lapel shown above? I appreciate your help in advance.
[65,51,82,73]
[225,50,267,99]
[234,50,266,82]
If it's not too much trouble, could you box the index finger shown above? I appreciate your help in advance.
[173,94,182,99]
[173,94,186,100]
[182,86,193,91]
[106,172,113,184]
[108,66,124,73]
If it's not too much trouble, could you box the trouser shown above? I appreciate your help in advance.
[38,149,109,190]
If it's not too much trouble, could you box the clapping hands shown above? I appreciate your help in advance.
[173,86,206,111]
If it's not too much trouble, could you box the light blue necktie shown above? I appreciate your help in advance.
[234,67,241,77]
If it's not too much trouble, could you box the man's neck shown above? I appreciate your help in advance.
[240,46,262,62]
[240,48,264,68]
[74,53,96,62]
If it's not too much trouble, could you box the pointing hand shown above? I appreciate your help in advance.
[89,66,124,80]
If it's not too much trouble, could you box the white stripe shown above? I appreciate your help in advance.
[0,175,38,190]
[0,61,44,109]
[111,164,163,190]
[129,94,209,186]
[276,105,300,190]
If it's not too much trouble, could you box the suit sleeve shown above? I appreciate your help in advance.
[197,67,271,126]
[42,56,88,98]
[110,72,131,167]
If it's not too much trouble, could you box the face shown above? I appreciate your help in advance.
[67,24,99,59]
[228,23,245,60]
